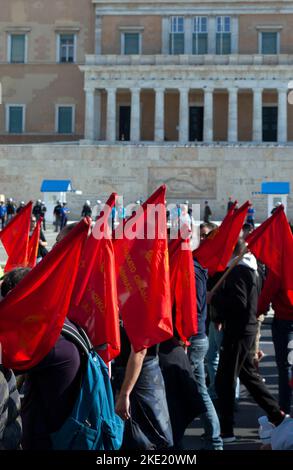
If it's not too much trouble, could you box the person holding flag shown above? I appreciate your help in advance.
[0,219,90,448]
[113,186,174,450]
[210,238,286,442]
[159,237,206,449]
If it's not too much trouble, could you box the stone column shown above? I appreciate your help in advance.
[228,87,238,142]
[84,88,96,141]
[106,87,117,142]
[162,16,169,54]
[179,88,189,143]
[154,88,165,142]
[278,88,288,143]
[203,87,214,142]
[253,88,263,142]
[130,87,141,142]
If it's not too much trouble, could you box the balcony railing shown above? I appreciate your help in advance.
[85,53,293,67]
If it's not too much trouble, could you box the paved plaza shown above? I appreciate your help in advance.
[183,316,281,450]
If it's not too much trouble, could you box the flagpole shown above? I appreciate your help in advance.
[209,246,248,296]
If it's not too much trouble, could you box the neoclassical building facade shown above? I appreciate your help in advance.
[0,1,293,219]
[83,0,293,144]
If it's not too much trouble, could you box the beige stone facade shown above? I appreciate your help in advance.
[0,143,292,221]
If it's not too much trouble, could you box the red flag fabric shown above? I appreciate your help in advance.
[69,193,120,363]
[114,185,173,352]
[0,218,89,370]
[169,238,198,344]
[0,201,32,272]
[194,201,249,276]
[246,205,293,290]
[27,217,42,268]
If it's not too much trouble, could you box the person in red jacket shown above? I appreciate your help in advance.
[258,270,293,414]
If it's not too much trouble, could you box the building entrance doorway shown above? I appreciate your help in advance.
[262,106,278,142]
[119,106,131,141]
[189,106,204,142]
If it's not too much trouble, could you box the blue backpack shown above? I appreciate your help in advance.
[50,323,124,450]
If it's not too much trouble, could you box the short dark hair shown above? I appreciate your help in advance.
[1,267,31,298]
[242,222,253,231]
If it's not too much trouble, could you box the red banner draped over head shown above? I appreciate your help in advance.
[0,218,90,370]
[194,201,249,276]
[246,205,293,290]
[27,217,42,268]
[69,193,120,363]
[113,185,173,352]
[169,238,197,344]
[0,201,32,272]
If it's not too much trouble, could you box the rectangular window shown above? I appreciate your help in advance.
[123,33,140,54]
[57,106,74,134]
[192,17,208,54]
[261,32,278,54]
[59,34,75,63]
[216,16,231,54]
[170,16,185,54]
[10,34,26,63]
[8,106,24,133]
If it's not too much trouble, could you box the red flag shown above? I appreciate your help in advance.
[0,218,90,370]
[0,201,32,272]
[69,193,120,363]
[27,217,42,268]
[247,205,293,290]
[114,185,173,352]
[169,238,197,344]
[194,201,249,276]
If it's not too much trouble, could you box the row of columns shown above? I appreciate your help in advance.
[85,86,288,143]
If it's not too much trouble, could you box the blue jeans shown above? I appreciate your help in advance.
[272,318,293,414]
[188,336,223,450]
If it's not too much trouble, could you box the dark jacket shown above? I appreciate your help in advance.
[21,319,81,449]
[211,254,260,337]
[0,366,22,450]
[193,258,208,339]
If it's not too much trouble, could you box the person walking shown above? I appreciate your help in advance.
[203,201,212,223]
[188,257,223,450]
[210,239,286,442]
[0,201,7,229]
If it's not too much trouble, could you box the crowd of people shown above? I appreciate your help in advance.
[0,194,292,453]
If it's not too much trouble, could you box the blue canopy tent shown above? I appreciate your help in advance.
[253,182,290,217]
[40,179,81,222]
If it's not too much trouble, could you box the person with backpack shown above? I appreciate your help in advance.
[0,268,82,449]
[1,265,123,451]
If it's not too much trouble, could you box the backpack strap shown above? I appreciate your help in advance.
[61,323,93,355]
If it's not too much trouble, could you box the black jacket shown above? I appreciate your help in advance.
[211,258,260,337]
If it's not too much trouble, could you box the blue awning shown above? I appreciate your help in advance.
[41,180,72,192]
[261,182,290,195]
